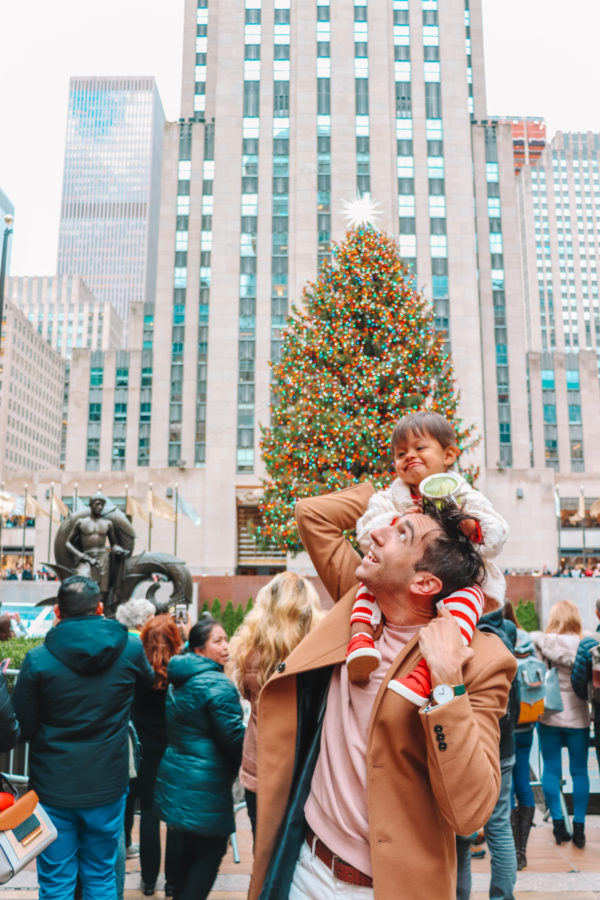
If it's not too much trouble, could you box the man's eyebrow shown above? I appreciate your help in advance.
[401,519,415,543]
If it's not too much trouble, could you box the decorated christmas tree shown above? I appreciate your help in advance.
[255,224,477,553]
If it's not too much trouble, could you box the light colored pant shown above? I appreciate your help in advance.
[289,840,374,900]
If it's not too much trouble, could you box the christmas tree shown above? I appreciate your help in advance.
[255,225,476,553]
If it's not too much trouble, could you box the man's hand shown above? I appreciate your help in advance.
[418,606,474,687]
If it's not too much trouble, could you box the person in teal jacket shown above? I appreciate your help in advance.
[154,613,245,900]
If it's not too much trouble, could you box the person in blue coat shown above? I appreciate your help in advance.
[154,613,245,900]
[571,597,600,771]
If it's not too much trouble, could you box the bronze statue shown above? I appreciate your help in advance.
[51,493,192,617]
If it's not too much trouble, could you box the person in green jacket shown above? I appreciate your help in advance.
[154,613,245,900]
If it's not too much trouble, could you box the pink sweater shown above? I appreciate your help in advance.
[304,621,420,877]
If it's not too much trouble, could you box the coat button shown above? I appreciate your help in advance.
[434,724,443,733]
[277,662,286,673]
[438,742,447,751]
[436,732,445,742]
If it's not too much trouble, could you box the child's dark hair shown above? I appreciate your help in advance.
[391,411,457,453]
[415,500,484,605]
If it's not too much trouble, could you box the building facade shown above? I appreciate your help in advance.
[46,0,559,576]
[517,131,600,559]
[56,76,165,325]
[0,302,65,477]
[6,275,123,358]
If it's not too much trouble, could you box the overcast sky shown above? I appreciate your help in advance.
[1,0,599,275]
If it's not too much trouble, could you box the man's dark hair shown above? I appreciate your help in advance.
[415,500,485,606]
[188,612,221,651]
[391,411,457,453]
[57,575,101,618]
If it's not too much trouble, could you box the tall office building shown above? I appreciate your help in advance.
[55,0,563,575]
[0,303,64,477]
[519,131,600,475]
[491,117,546,175]
[56,77,165,325]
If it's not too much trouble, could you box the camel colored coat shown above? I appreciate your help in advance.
[249,483,516,900]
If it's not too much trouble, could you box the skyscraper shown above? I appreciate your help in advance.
[60,0,560,574]
[56,76,165,326]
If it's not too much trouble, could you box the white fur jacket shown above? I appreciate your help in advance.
[356,476,509,603]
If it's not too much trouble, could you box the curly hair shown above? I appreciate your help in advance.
[227,572,324,694]
[140,614,183,690]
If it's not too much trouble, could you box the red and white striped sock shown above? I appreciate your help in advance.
[350,583,381,629]
[438,585,485,645]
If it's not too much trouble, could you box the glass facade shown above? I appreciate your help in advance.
[168,124,192,467]
[354,0,370,197]
[484,126,512,467]
[271,0,291,366]
[423,0,449,348]
[317,0,331,269]
[237,0,262,473]
[57,77,165,324]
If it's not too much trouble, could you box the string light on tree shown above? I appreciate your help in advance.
[253,225,478,553]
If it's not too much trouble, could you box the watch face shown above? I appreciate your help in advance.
[432,684,454,704]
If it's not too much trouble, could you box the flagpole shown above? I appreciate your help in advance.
[73,482,78,515]
[148,483,153,552]
[125,484,129,518]
[22,483,28,572]
[580,485,586,563]
[555,485,561,573]
[47,482,54,563]
[174,483,179,557]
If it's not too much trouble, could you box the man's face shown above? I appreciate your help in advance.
[90,499,104,517]
[355,513,442,622]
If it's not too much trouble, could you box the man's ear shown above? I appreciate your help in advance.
[53,604,61,621]
[409,571,443,600]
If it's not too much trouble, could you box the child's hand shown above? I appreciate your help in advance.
[459,517,482,543]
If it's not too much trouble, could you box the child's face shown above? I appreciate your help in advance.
[393,429,458,488]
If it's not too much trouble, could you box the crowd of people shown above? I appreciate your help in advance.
[0,412,598,900]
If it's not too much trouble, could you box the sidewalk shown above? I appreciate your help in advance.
[1,811,599,898]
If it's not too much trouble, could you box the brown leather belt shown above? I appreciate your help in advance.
[305,826,373,888]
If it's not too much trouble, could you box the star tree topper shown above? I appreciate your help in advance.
[341,194,381,229]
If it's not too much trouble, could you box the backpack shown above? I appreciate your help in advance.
[590,641,600,704]
[515,653,546,724]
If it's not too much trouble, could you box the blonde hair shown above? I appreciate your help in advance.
[227,572,323,692]
[545,599,582,637]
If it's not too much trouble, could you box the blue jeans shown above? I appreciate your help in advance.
[37,794,127,900]
[538,723,590,822]
[456,756,517,900]
[512,728,535,807]
[485,755,517,900]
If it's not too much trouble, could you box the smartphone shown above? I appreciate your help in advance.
[175,604,188,625]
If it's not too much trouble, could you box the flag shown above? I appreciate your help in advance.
[126,494,149,523]
[55,496,70,518]
[149,491,176,523]
[73,496,87,513]
[0,491,15,518]
[589,498,600,519]
[177,494,202,526]
[13,495,48,518]
[554,488,561,518]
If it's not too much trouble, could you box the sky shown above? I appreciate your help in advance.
[1,0,600,276]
